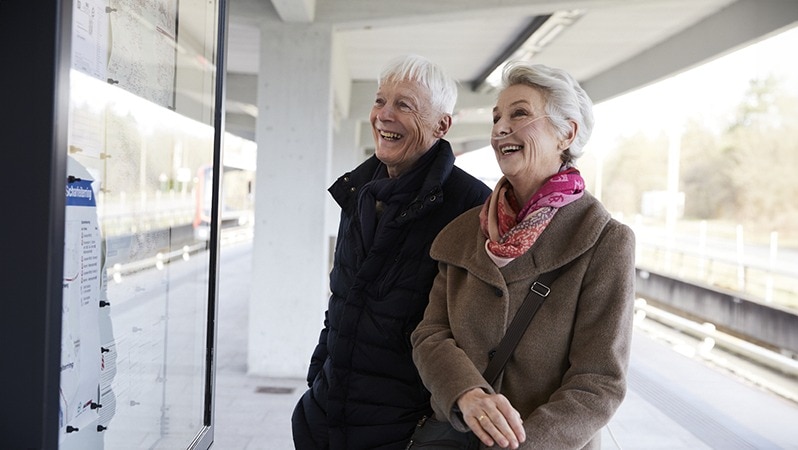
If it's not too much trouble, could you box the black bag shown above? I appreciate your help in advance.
[406,416,479,449]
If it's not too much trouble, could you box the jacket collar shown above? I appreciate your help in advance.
[431,191,611,286]
[500,191,610,283]
[328,139,455,222]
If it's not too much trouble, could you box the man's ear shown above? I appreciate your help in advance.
[434,115,453,138]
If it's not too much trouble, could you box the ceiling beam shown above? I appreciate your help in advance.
[313,0,620,28]
[581,0,798,103]
[470,15,551,91]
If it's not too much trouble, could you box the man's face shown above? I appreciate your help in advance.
[370,79,448,178]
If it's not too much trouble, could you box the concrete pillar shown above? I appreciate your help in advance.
[326,118,364,238]
[248,22,334,377]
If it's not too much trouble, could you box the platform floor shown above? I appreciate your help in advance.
[213,241,798,449]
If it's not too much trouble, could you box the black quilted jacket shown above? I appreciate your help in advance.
[298,139,490,449]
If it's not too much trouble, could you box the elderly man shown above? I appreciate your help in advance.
[292,54,491,449]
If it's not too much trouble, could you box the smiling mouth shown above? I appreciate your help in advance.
[500,144,522,155]
[379,130,403,141]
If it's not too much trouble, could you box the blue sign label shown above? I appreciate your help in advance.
[65,179,96,207]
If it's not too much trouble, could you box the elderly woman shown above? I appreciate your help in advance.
[292,55,491,449]
[411,61,636,449]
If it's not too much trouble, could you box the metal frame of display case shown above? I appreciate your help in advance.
[0,0,227,448]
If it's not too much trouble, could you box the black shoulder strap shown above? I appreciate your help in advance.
[482,269,562,386]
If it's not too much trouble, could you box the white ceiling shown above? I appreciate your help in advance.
[228,0,735,82]
[225,0,798,147]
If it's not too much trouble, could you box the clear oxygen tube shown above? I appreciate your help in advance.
[491,115,553,141]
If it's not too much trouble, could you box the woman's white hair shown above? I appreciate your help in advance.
[501,61,594,164]
[379,54,458,115]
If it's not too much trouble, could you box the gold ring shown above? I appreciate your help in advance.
[478,415,486,421]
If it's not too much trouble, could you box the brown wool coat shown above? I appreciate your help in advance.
[411,191,636,450]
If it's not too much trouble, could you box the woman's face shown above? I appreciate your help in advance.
[491,84,565,190]
[370,79,449,178]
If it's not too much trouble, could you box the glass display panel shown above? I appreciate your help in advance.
[60,0,224,448]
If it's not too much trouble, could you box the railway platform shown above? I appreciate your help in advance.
[213,241,798,449]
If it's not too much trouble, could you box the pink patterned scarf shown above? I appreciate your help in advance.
[479,167,585,267]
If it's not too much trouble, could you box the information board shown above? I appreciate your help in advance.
[60,176,102,440]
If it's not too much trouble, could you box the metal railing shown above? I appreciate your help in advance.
[634,298,798,402]
[630,219,798,310]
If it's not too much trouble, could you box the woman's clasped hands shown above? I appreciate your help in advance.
[457,387,526,449]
